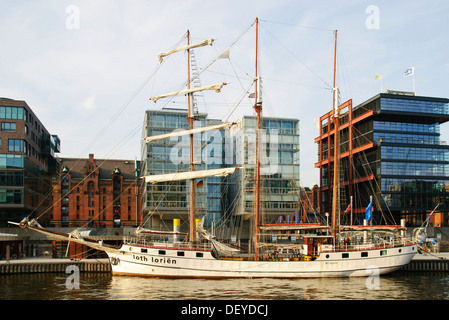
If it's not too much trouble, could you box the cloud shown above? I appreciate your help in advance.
[82,94,96,110]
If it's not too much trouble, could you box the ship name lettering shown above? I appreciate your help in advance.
[132,255,176,264]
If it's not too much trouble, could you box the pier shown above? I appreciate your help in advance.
[0,258,111,274]
[400,252,449,272]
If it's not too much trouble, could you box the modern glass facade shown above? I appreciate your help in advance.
[141,110,300,233]
[141,109,216,229]
[315,92,449,227]
[375,97,449,221]
[228,116,300,224]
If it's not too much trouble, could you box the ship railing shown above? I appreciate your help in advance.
[123,236,212,250]
[327,237,412,253]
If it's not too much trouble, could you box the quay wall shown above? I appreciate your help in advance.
[1,257,449,274]
[401,259,449,272]
[0,259,111,275]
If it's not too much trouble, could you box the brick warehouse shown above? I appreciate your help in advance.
[51,154,141,229]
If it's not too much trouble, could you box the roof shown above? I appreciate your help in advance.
[59,157,140,181]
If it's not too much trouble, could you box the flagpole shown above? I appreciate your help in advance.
[350,195,353,226]
[413,71,416,95]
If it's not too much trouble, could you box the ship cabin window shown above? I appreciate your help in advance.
[141,249,148,253]
[177,251,185,257]
[342,253,349,259]
[361,252,368,258]
[159,250,166,255]
[380,250,387,256]
[196,252,203,258]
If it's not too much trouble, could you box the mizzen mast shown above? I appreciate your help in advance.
[254,17,262,260]
[331,30,339,239]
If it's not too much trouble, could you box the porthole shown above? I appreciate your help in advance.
[398,249,402,253]
[326,254,330,259]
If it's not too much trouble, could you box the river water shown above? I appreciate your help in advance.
[1,271,448,300]
[1,271,447,318]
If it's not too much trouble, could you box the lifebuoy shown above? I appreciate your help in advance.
[422,246,429,252]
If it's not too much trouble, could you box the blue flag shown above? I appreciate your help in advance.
[365,198,373,221]
[404,67,414,77]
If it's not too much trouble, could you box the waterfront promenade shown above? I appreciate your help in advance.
[0,257,111,274]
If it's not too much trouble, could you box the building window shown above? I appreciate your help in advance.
[0,171,23,186]
[0,106,26,120]
[0,154,24,168]
[0,189,23,204]
[8,139,24,152]
[1,122,16,131]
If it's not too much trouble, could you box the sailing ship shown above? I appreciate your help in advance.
[10,18,417,278]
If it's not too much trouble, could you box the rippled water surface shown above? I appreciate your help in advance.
[1,272,449,300]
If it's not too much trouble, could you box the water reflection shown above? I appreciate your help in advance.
[1,272,449,300]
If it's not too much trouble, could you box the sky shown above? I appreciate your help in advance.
[1,0,448,188]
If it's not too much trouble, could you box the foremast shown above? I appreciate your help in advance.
[146,31,232,245]
[186,30,196,244]
[253,17,262,261]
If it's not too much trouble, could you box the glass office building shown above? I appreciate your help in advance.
[315,91,449,226]
[141,110,300,234]
[141,109,222,230]
[228,116,300,224]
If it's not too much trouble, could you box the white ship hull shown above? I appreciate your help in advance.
[107,243,417,278]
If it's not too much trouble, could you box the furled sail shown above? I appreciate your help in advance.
[143,122,234,143]
[144,167,240,184]
[149,82,228,103]
[135,226,188,236]
[210,238,241,255]
[158,39,215,63]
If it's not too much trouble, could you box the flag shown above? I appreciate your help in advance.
[217,47,230,60]
[365,198,373,221]
[196,180,204,187]
[404,67,414,77]
[374,75,382,80]
[344,203,351,214]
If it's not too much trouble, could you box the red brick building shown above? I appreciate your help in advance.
[51,154,141,228]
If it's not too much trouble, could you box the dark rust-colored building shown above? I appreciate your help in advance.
[0,97,60,227]
[315,91,449,227]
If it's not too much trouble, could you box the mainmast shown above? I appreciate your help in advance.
[331,30,339,239]
[254,17,262,260]
[187,30,196,244]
